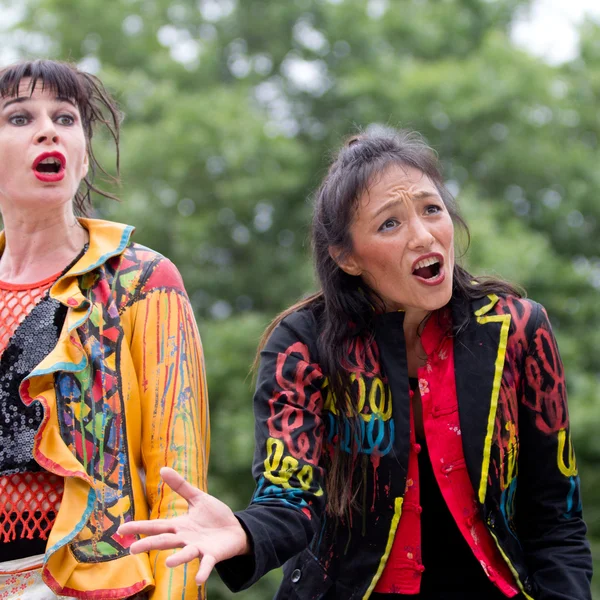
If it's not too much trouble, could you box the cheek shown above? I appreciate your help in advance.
[358,243,399,277]
[0,151,20,190]
[73,139,89,179]
[358,245,409,297]
[443,217,455,242]
[0,140,18,168]
[436,219,455,253]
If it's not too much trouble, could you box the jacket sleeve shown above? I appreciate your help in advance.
[516,302,592,600]
[216,310,328,592]
[129,256,210,600]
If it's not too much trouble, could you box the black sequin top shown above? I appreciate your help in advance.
[0,294,67,475]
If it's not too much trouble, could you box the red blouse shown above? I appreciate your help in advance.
[374,310,519,596]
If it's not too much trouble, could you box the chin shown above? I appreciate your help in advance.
[421,284,453,312]
[27,189,76,209]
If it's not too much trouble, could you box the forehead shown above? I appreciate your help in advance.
[0,76,82,118]
[2,78,65,101]
[355,164,439,219]
[368,163,438,197]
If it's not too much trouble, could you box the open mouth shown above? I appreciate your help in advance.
[35,157,63,174]
[32,152,66,182]
[412,255,443,280]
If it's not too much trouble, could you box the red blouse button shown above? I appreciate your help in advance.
[412,443,421,454]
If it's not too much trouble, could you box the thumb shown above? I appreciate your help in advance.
[160,467,205,506]
[195,554,217,585]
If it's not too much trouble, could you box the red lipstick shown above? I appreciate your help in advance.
[411,252,446,286]
[32,151,66,182]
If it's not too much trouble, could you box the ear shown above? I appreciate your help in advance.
[80,152,89,180]
[329,246,362,276]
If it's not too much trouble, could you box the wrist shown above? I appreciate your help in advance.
[233,515,253,556]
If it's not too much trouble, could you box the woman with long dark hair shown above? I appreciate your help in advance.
[0,60,209,599]
[120,127,591,599]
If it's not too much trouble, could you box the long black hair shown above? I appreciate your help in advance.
[256,126,522,517]
[0,59,122,215]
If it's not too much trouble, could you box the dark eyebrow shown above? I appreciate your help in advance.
[1,97,27,110]
[1,95,78,111]
[370,191,440,221]
[55,96,78,108]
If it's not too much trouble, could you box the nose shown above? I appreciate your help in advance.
[407,216,435,251]
[35,116,59,145]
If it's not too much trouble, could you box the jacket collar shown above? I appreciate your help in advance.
[452,293,512,504]
[52,218,134,308]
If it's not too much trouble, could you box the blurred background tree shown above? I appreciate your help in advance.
[1,0,599,597]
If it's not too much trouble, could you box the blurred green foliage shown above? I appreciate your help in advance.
[1,0,599,597]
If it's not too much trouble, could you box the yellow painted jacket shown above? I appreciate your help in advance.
[12,219,209,599]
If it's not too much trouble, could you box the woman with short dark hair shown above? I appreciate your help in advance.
[120,127,591,599]
[0,59,209,600]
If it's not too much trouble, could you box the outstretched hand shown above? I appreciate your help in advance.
[117,467,250,585]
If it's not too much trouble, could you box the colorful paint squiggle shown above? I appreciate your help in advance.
[264,437,323,495]
[557,429,578,477]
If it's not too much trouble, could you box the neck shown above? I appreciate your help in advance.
[403,307,430,377]
[0,204,88,284]
[403,307,430,339]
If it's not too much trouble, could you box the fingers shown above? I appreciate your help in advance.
[195,554,217,585]
[128,532,184,554]
[160,466,206,506]
[118,518,177,537]
[165,545,201,568]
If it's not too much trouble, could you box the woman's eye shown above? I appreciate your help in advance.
[56,114,75,126]
[9,114,28,126]
[425,204,442,215]
[379,218,399,231]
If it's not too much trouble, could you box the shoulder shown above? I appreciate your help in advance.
[107,243,187,302]
[493,294,541,320]
[493,294,554,346]
[264,303,321,355]
[257,303,326,384]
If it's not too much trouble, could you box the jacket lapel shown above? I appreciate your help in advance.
[452,294,511,504]
[373,310,411,484]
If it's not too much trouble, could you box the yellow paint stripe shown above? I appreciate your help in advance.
[488,529,535,600]
[557,429,578,477]
[362,497,403,599]
[476,310,511,504]
[474,293,499,317]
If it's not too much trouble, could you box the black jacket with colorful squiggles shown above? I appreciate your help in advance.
[217,294,591,600]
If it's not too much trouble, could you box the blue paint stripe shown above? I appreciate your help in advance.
[68,309,93,333]
[66,226,134,277]
[28,356,88,378]
[564,477,577,518]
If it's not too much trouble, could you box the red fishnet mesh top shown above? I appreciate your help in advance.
[0,272,64,548]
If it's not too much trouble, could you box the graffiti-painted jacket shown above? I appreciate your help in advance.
[217,294,591,600]
[14,219,209,599]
